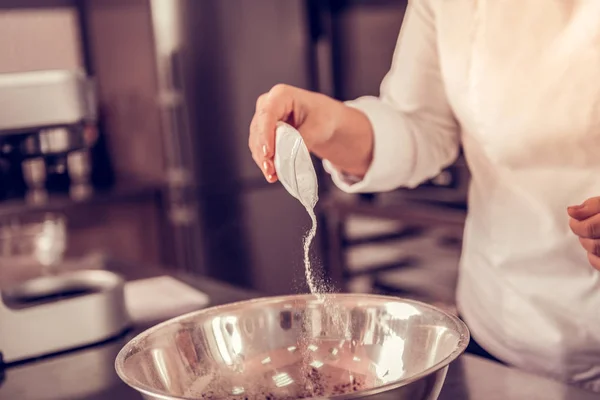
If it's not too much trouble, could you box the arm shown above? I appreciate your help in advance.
[324,0,460,193]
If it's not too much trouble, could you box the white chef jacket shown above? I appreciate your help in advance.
[324,0,600,392]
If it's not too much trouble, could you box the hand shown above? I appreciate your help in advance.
[567,198,600,270]
[248,84,374,183]
[248,84,340,183]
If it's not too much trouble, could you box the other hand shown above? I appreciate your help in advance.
[568,197,600,270]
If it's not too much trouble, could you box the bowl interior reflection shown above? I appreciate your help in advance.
[116,294,468,400]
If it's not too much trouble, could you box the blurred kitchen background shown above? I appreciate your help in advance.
[0,0,469,310]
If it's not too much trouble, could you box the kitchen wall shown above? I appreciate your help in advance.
[332,0,407,100]
[0,7,82,73]
[84,0,166,183]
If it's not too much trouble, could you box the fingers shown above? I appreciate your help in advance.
[575,234,600,271]
[586,252,600,271]
[249,84,296,183]
[578,237,600,257]
[568,198,600,271]
[569,213,600,239]
[249,94,276,182]
[567,197,600,221]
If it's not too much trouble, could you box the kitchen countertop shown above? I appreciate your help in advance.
[0,271,597,400]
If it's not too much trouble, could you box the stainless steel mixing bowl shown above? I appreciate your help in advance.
[115,294,469,400]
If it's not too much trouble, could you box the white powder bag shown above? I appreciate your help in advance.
[273,122,319,209]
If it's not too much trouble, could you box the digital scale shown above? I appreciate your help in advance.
[0,269,131,365]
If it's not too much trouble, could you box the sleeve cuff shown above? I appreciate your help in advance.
[322,159,363,189]
[322,96,415,194]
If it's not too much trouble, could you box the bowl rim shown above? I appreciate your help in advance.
[115,293,470,400]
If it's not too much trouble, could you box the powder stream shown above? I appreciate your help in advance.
[302,206,320,296]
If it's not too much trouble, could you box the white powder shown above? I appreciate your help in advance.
[274,122,337,300]
[294,148,318,210]
[297,152,321,297]
[303,206,320,295]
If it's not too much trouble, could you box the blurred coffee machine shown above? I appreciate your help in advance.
[0,70,108,202]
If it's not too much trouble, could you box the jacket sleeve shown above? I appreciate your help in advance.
[323,0,460,193]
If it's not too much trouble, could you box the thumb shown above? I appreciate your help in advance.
[567,197,600,221]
